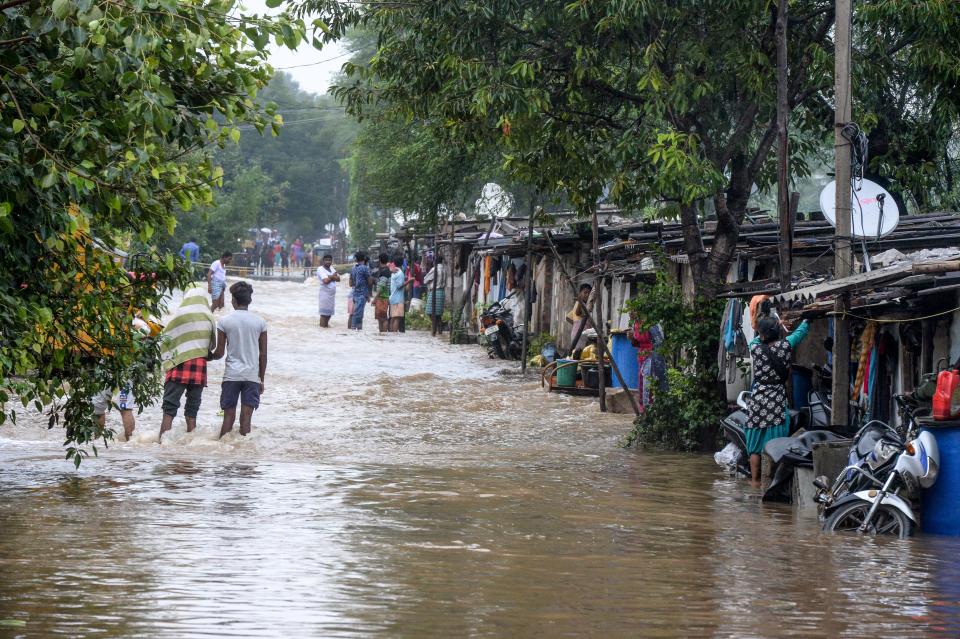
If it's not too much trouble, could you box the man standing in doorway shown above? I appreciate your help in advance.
[349,251,372,330]
[209,281,267,438]
[208,251,232,312]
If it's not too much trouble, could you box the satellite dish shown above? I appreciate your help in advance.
[819,179,900,238]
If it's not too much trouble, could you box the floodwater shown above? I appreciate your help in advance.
[2,280,960,638]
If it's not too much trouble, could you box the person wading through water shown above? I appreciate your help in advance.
[745,316,809,488]
[158,285,217,442]
[209,281,268,438]
[316,253,339,328]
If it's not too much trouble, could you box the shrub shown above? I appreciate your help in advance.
[620,262,726,451]
[622,369,725,451]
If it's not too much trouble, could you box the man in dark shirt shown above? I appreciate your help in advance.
[349,252,372,330]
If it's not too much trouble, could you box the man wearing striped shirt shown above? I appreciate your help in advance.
[158,285,217,442]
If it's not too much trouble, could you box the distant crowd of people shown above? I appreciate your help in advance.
[254,236,330,277]
[326,250,446,334]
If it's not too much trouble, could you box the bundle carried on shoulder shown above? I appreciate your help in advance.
[161,285,216,372]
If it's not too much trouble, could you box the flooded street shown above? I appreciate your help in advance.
[2,280,960,637]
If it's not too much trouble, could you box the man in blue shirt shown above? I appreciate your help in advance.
[179,239,200,263]
[349,252,372,330]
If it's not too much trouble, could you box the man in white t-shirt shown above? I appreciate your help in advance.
[209,281,267,437]
[207,251,233,312]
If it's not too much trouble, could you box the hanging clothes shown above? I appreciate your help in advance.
[852,321,878,402]
[482,256,492,299]
[718,298,749,383]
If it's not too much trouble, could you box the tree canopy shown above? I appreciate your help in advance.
[165,71,357,260]
[0,0,300,460]
[304,0,960,295]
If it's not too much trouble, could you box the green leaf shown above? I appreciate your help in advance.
[265,0,284,7]
[52,0,72,19]
[11,119,25,134]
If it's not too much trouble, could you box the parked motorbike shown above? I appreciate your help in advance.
[817,395,938,538]
[719,391,813,479]
[480,293,524,360]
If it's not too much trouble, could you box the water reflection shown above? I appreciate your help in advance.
[1,281,960,636]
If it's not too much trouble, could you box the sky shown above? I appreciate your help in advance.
[242,0,349,96]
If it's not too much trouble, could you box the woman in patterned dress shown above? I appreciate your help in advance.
[746,316,809,487]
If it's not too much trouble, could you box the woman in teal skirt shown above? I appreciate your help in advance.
[424,255,446,335]
[746,316,809,487]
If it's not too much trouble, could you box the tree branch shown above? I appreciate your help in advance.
[0,0,32,11]
[0,36,32,48]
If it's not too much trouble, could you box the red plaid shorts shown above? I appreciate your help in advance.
[165,357,207,386]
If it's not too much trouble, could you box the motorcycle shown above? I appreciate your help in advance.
[479,293,524,360]
[817,395,938,538]
[719,390,813,479]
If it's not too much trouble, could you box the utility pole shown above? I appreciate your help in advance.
[776,0,792,293]
[520,200,535,375]
[831,0,854,428]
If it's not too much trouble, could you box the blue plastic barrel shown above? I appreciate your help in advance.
[610,333,639,390]
[792,366,812,411]
[921,422,960,535]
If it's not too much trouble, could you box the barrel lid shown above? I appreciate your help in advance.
[917,416,960,429]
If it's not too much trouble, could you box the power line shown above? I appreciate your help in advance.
[274,51,353,69]
[234,114,350,131]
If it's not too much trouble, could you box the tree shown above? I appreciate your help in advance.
[168,161,288,261]
[303,0,960,297]
[236,72,357,240]
[0,0,301,461]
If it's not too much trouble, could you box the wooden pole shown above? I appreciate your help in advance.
[520,202,535,374]
[591,208,607,412]
[544,230,639,415]
[776,0,792,293]
[447,215,456,343]
[431,218,439,336]
[831,0,854,428]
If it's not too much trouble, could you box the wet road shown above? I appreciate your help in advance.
[2,280,960,637]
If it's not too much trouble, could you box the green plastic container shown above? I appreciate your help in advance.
[556,359,578,387]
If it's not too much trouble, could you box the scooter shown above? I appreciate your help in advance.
[814,394,933,534]
[719,390,813,479]
[819,427,939,538]
[479,293,524,360]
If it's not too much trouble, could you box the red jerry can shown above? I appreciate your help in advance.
[933,369,960,421]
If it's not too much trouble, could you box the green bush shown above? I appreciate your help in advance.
[405,308,432,331]
[622,369,725,451]
[620,260,725,451]
[527,332,555,359]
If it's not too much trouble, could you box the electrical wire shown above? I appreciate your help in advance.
[274,51,353,69]
[832,305,960,324]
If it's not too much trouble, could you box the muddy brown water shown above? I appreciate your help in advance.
[2,280,960,637]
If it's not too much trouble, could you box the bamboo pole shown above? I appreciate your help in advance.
[591,209,607,412]
[431,218,439,337]
[545,230,641,416]
[447,216,456,343]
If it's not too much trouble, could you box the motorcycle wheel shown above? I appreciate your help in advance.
[823,500,914,539]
